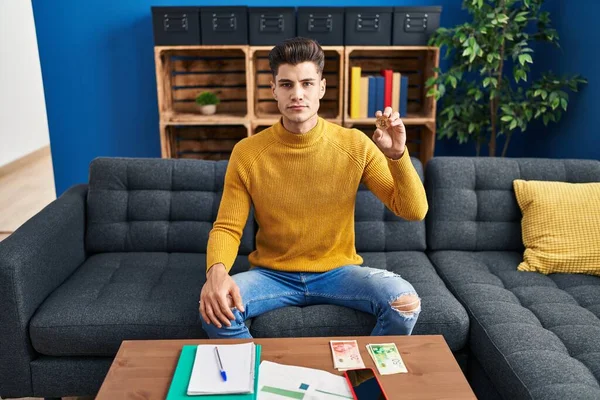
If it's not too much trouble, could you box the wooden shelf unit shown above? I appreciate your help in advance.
[167,124,250,161]
[154,45,439,164]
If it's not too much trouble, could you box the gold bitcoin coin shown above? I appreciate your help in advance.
[375,115,390,130]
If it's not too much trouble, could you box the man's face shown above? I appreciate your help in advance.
[271,62,326,124]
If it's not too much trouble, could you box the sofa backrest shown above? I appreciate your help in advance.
[86,156,427,255]
[86,158,255,254]
[355,157,427,252]
[425,157,600,251]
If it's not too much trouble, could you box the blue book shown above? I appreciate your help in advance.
[375,77,385,115]
[368,76,377,117]
[400,76,409,117]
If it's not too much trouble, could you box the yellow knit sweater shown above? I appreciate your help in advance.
[206,117,428,273]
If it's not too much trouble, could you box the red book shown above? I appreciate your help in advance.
[381,69,393,109]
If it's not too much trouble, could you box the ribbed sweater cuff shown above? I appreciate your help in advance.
[386,148,413,180]
[206,233,239,273]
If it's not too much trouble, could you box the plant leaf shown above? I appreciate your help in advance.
[518,54,533,65]
[425,77,437,87]
[448,75,458,89]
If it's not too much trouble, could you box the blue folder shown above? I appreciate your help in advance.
[166,344,262,400]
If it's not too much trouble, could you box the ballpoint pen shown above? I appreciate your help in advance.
[214,346,228,382]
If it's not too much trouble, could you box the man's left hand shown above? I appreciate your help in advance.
[373,106,406,160]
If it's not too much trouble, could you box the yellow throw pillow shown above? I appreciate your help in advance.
[513,179,600,276]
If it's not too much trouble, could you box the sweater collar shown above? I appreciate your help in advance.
[273,117,325,148]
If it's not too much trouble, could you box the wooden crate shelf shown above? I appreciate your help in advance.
[343,46,439,165]
[162,124,250,161]
[352,124,434,165]
[155,45,439,163]
[162,112,249,126]
[155,46,250,122]
[344,114,434,127]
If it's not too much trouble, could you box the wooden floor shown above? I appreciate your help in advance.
[0,146,56,242]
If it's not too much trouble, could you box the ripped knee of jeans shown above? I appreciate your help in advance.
[390,293,421,318]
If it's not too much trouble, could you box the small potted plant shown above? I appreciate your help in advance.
[195,91,220,115]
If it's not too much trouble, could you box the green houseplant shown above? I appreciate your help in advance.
[195,91,220,115]
[426,0,587,156]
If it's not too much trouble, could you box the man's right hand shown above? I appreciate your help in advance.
[199,263,245,328]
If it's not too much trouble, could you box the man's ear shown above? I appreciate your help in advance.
[271,79,276,99]
[319,78,327,99]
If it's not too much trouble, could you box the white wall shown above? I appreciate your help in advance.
[0,0,50,168]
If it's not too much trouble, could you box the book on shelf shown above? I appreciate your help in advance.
[350,68,410,119]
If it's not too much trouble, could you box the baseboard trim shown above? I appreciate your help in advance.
[0,146,51,178]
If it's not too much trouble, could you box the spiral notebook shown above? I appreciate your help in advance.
[166,343,261,399]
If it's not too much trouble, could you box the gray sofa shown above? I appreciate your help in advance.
[2,156,599,399]
[426,157,600,400]
[0,156,468,399]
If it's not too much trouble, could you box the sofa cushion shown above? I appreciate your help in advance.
[355,156,426,252]
[355,183,426,252]
[425,157,600,251]
[250,251,469,351]
[513,179,600,276]
[429,250,600,399]
[29,252,251,357]
[86,158,255,255]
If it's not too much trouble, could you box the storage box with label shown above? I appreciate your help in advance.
[297,7,344,46]
[200,6,248,45]
[152,6,201,46]
[249,7,296,46]
[345,7,393,46]
[392,6,442,46]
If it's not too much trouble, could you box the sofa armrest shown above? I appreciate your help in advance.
[0,184,87,397]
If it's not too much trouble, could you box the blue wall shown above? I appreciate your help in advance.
[524,0,598,160]
[32,0,594,196]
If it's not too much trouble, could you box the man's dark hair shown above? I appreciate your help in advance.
[268,37,325,79]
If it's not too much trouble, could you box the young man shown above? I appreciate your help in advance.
[199,37,428,339]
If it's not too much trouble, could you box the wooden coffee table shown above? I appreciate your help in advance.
[96,335,475,399]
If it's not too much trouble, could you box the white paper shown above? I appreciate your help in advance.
[188,342,255,395]
[257,360,354,399]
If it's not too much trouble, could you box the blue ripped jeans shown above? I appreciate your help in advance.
[201,265,421,339]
